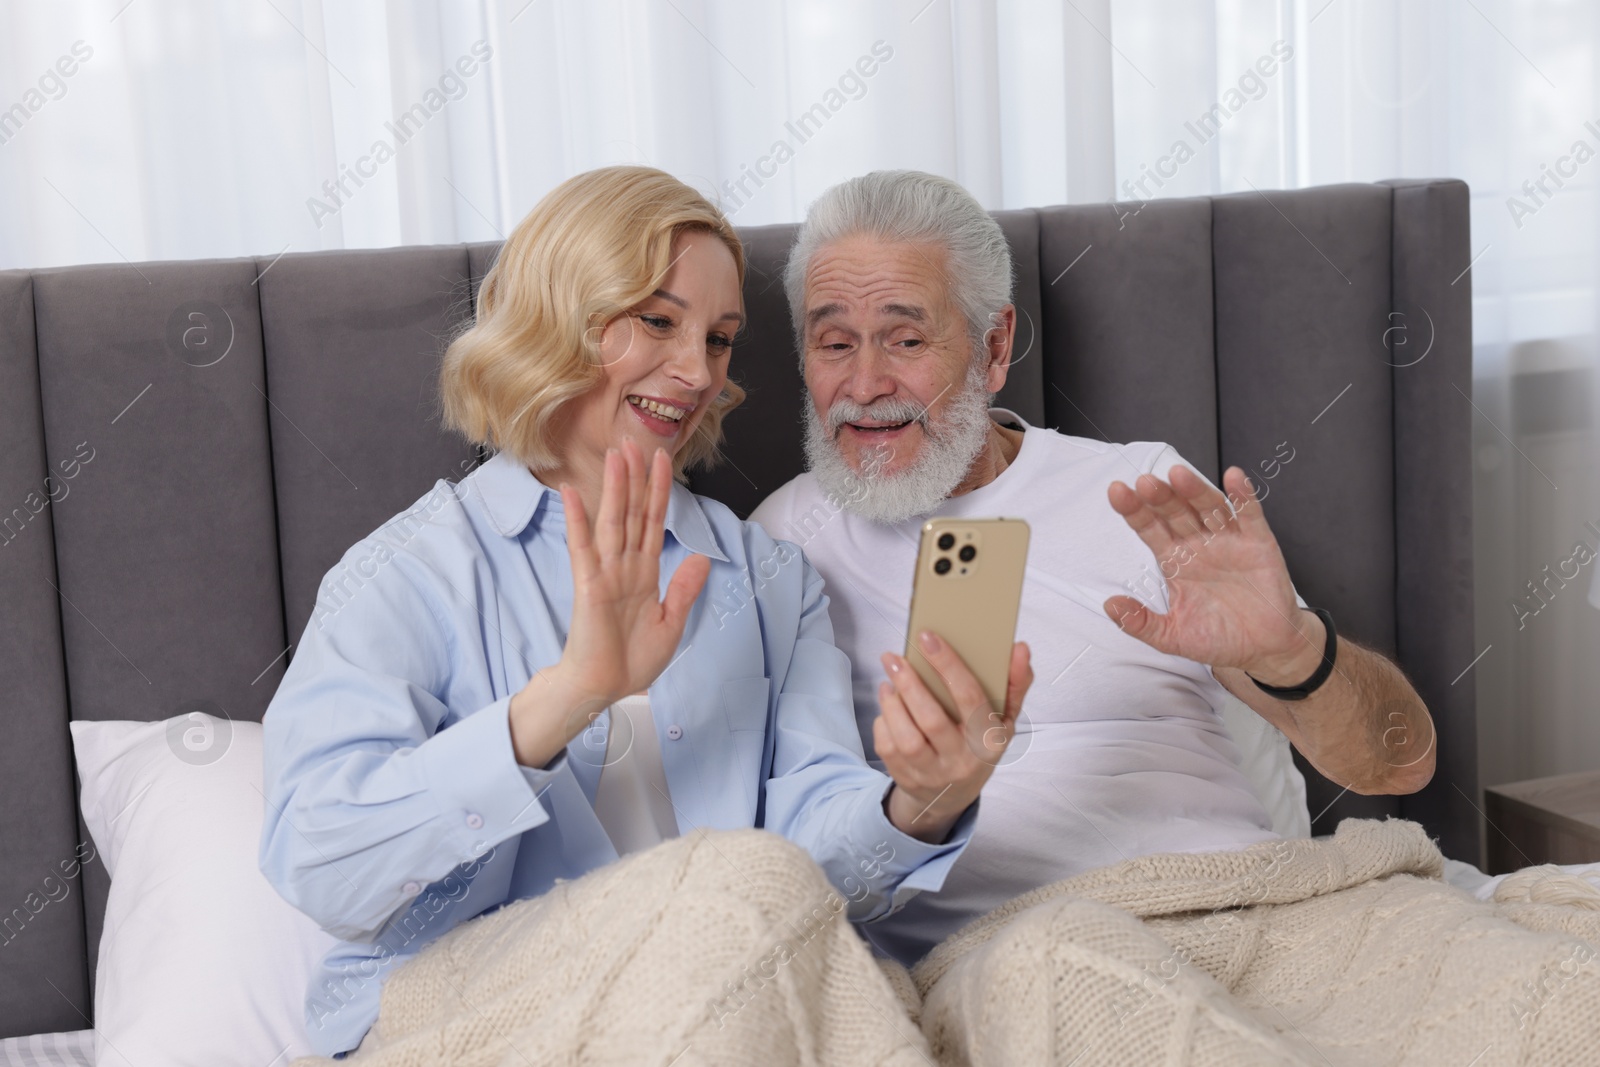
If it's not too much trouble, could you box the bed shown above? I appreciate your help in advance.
[0,1031,94,1067]
[0,178,1479,1059]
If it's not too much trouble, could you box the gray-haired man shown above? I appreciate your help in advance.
[750,170,1435,964]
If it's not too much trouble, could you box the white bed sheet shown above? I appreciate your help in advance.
[1444,857,1600,899]
[0,1030,93,1067]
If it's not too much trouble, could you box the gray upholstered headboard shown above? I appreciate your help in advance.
[0,178,1476,1036]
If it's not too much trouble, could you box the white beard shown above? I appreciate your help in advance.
[804,362,993,526]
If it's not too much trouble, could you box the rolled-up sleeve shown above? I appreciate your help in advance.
[258,547,560,943]
[758,549,976,923]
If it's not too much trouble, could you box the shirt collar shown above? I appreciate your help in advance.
[988,406,1030,432]
[467,451,729,562]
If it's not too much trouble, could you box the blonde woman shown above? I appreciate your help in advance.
[259,166,1033,1060]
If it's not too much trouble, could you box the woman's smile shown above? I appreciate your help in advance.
[626,393,695,437]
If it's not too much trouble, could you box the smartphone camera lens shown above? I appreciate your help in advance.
[958,544,977,562]
[933,557,952,575]
[937,532,956,551]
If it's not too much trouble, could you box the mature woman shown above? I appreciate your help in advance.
[259,165,1032,1060]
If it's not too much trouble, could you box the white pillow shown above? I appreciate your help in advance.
[1216,690,1312,840]
[71,713,336,1067]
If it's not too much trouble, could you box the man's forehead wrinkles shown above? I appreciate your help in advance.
[814,234,954,293]
[807,273,943,308]
[809,286,934,309]
[808,242,945,281]
[807,265,936,292]
[806,293,939,326]
[803,242,956,333]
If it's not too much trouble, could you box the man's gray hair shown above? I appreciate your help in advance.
[783,170,1014,357]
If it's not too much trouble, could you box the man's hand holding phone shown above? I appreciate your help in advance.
[874,634,1032,844]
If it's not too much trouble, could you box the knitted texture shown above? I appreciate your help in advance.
[292,829,930,1067]
[1493,864,1600,910]
[290,819,1600,1066]
[913,819,1600,1066]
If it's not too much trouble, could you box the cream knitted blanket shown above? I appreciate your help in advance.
[911,818,1600,1066]
[295,820,1600,1067]
[293,829,931,1067]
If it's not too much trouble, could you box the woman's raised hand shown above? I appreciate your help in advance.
[509,440,710,768]
[560,439,711,701]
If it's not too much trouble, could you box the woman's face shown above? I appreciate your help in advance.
[564,229,743,465]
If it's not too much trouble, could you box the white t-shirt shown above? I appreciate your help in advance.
[751,410,1283,962]
[591,695,679,856]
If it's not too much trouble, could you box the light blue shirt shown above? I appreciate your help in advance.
[259,451,975,1057]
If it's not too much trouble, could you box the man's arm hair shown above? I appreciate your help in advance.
[1214,632,1435,796]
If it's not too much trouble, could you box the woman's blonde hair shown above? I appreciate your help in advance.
[440,165,746,478]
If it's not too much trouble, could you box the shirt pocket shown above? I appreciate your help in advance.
[722,676,771,812]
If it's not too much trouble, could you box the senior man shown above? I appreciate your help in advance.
[750,170,1437,965]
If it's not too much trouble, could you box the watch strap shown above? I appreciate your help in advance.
[1248,607,1337,701]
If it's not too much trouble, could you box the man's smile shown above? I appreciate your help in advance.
[843,418,915,434]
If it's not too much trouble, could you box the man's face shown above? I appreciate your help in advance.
[801,235,1009,477]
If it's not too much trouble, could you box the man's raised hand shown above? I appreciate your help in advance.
[1101,464,1324,686]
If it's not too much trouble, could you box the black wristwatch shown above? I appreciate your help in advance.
[1247,607,1337,701]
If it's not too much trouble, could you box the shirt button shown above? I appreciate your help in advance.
[465,812,484,829]
[402,881,421,895]
[666,724,683,741]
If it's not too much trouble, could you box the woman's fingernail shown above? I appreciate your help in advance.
[881,652,902,674]
[919,630,942,654]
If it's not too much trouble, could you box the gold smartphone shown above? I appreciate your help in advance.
[904,517,1030,722]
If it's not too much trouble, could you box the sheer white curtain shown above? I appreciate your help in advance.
[3,0,1592,347]
[2,0,1595,787]
[1101,3,1600,793]
[0,0,1149,263]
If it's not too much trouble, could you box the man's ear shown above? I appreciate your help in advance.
[982,304,1016,394]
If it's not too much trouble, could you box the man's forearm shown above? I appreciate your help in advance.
[1216,615,1436,795]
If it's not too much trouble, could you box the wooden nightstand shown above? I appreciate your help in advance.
[1484,769,1600,875]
